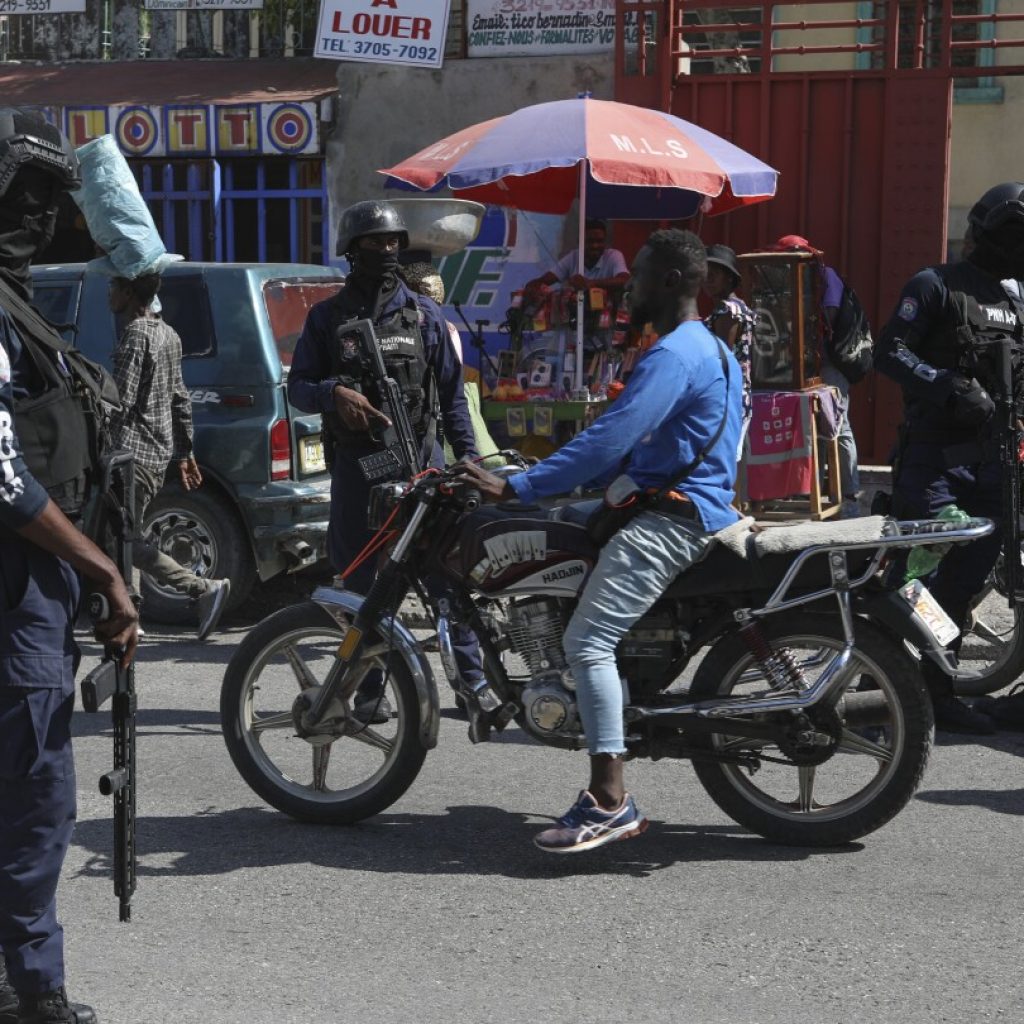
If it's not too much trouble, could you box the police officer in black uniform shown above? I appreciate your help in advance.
[875,182,1024,734]
[288,201,483,720]
[0,108,138,1024]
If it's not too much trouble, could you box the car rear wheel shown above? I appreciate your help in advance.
[140,486,257,624]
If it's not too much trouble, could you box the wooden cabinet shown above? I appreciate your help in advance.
[737,251,823,391]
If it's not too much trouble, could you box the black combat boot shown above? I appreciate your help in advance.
[16,988,97,1024]
[0,961,18,1024]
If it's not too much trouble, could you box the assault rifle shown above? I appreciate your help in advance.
[978,333,1023,607]
[80,450,138,922]
[345,318,425,483]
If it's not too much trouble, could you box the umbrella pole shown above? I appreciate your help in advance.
[575,160,586,394]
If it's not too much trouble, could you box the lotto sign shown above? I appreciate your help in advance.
[65,108,109,148]
[261,103,317,155]
[165,106,211,155]
[115,106,163,157]
[216,105,260,154]
[315,0,450,68]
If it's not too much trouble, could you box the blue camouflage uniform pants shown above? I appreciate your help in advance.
[0,537,80,995]
[892,442,1003,696]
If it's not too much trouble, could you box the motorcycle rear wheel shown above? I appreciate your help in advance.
[221,601,427,824]
[687,613,933,846]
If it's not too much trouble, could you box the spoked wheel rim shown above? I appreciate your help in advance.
[236,623,406,805]
[954,578,1024,687]
[708,634,907,824]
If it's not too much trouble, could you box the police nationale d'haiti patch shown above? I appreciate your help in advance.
[898,297,918,322]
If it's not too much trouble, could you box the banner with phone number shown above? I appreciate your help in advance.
[315,0,451,69]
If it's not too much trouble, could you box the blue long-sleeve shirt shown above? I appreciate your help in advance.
[288,280,477,460]
[0,308,49,534]
[509,321,742,532]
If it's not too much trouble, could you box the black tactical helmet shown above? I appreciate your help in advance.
[0,107,80,199]
[335,200,409,257]
[968,182,1024,241]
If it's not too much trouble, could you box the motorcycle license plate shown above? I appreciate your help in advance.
[899,580,959,647]
[300,437,326,475]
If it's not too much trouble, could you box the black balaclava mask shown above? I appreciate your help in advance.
[349,246,400,284]
[346,239,401,317]
[0,167,59,300]
[968,223,1024,282]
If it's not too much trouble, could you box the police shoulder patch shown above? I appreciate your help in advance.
[898,296,919,322]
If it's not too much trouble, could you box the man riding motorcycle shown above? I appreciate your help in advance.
[453,228,742,853]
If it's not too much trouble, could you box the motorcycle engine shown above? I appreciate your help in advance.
[505,597,582,743]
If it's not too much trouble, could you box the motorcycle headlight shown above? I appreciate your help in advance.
[367,482,406,530]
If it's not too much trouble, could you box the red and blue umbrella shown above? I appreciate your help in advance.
[380,97,778,220]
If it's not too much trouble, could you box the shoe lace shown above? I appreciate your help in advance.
[556,796,593,829]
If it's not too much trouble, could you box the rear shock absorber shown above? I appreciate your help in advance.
[735,611,808,691]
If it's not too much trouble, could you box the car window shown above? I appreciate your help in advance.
[31,281,82,342]
[263,278,341,367]
[158,274,216,359]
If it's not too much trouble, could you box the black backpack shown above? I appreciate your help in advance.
[825,279,874,384]
[0,279,120,518]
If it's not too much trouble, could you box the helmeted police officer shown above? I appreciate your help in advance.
[0,108,138,1024]
[875,181,1024,734]
[288,200,482,720]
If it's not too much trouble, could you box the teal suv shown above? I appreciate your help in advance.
[31,262,343,621]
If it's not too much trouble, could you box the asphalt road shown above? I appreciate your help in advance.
[61,611,1024,1024]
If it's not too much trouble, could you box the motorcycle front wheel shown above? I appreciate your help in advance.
[687,613,933,847]
[221,601,427,824]
[951,554,1024,696]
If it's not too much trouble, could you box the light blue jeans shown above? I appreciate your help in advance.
[562,510,715,756]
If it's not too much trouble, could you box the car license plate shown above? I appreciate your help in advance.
[899,579,959,647]
[300,437,326,475]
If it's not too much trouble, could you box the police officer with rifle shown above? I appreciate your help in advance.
[0,108,138,1024]
[288,201,484,722]
[875,182,1024,734]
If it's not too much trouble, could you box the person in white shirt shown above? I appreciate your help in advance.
[525,219,629,297]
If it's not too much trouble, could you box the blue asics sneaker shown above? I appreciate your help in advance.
[534,790,648,854]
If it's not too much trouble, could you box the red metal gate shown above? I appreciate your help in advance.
[615,0,1024,463]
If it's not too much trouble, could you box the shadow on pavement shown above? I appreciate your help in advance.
[915,787,1024,815]
[72,707,223,738]
[70,804,859,882]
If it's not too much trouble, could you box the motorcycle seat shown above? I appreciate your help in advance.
[667,517,890,600]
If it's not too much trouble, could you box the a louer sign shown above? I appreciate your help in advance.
[315,0,451,69]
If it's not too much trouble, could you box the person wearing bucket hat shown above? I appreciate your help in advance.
[0,107,138,1024]
[703,244,754,459]
[771,234,862,518]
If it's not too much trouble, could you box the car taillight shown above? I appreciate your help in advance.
[270,419,291,481]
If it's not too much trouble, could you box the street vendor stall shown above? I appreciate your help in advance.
[380,96,779,416]
[736,249,843,519]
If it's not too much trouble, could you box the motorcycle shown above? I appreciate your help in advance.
[221,457,993,846]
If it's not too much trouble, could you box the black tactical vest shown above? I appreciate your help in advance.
[325,294,433,448]
[939,262,1024,411]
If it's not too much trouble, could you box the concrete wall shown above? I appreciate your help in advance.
[326,55,614,225]
[949,0,1024,253]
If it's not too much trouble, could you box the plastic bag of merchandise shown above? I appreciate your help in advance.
[70,134,182,279]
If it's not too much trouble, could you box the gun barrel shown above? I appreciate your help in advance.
[99,768,129,796]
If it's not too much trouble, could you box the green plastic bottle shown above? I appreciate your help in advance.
[904,504,971,583]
